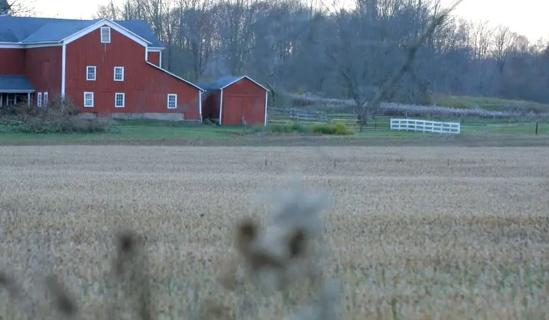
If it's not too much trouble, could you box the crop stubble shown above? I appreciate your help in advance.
[1,146,548,319]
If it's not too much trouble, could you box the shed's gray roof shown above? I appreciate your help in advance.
[198,76,241,91]
[0,75,34,92]
[199,75,269,92]
[0,16,163,47]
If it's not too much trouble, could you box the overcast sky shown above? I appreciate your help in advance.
[27,0,549,42]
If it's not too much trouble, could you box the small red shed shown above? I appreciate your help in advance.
[201,76,268,126]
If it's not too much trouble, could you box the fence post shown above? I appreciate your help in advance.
[535,121,539,135]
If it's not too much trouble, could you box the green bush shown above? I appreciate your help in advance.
[311,122,353,135]
[334,122,352,135]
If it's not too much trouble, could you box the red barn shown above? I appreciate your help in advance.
[0,16,203,121]
[201,76,269,126]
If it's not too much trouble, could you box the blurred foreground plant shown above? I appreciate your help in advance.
[227,188,340,319]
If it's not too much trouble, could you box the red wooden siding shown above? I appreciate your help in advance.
[65,27,200,119]
[141,63,201,118]
[221,78,266,126]
[24,46,62,101]
[0,49,25,75]
[147,51,160,67]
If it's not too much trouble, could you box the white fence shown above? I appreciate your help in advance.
[390,118,461,134]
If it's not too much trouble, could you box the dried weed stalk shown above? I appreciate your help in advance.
[0,271,35,319]
[111,230,154,320]
[236,189,329,289]
[45,275,78,318]
[230,187,340,319]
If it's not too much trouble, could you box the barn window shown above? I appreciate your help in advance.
[37,92,42,107]
[84,92,94,108]
[113,66,124,81]
[167,94,177,109]
[101,27,111,43]
[86,66,96,81]
[115,93,125,108]
[43,92,49,106]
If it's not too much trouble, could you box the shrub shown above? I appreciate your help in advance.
[311,122,353,135]
[0,98,110,134]
[334,122,352,135]
[269,121,307,134]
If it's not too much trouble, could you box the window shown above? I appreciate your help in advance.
[43,92,48,106]
[115,93,125,108]
[86,66,96,81]
[84,92,94,108]
[167,94,177,109]
[113,66,124,81]
[101,27,111,43]
[37,92,42,107]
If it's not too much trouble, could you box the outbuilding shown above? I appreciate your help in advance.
[201,76,268,126]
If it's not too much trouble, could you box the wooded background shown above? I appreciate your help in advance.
[7,0,549,106]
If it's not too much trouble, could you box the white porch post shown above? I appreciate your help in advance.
[0,94,3,107]
[27,93,31,106]
[14,94,17,105]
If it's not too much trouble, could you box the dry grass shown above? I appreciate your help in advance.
[1,146,548,319]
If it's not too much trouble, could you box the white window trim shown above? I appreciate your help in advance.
[84,92,94,108]
[167,94,177,109]
[43,92,49,106]
[115,92,125,108]
[86,66,96,81]
[113,66,124,81]
[37,92,42,107]
[100,26,111,44]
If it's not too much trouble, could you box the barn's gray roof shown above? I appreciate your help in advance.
[21,20,97,44]
[117,20,163,47]
[0,16,163,47]
[0,75,34,92]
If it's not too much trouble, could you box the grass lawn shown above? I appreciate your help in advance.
[0,118,547,146]
[0,120,246,144]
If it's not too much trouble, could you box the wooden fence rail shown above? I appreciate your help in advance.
[269,108,362,128]
[390,118,461,134]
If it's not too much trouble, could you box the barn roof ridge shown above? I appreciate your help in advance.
[0,16,163,47]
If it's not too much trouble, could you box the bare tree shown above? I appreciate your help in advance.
[469,21,492,61]
[96,0,121,20]
[172,0,217,78]
[492,26,517,73]
[330,0,463,128]
[363,0,464,127]
[1,0,33,16]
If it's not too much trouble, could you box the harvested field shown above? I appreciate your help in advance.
[1,146,549,319]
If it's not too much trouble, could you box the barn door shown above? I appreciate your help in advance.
[241,96,263,126]
[224,95,264,126]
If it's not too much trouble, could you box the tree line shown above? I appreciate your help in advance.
[91,0,548,107]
